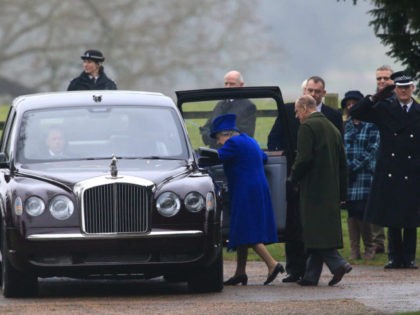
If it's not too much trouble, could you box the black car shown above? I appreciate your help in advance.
[0,90,223,297]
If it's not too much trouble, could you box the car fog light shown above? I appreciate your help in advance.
[25,196,45,217]
[49,195,74,220]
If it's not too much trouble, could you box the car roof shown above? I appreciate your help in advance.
[12,90,175,112]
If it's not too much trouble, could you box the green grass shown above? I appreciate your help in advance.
[224,210,420,267]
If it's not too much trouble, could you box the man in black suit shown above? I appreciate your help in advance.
[267,76,343,283]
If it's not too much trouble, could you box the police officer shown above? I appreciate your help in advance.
[67,49,117,91]
[350,71,420,269]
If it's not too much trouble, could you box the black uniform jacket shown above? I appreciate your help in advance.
[350,96,420,228]
[67,69,117,91]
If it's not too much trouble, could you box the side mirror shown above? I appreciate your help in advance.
[197,147,221,167]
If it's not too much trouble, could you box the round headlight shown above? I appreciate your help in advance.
[156,192,180,217]
[25,196,45,217]
[184,192,205,213]
[49,195,74,220]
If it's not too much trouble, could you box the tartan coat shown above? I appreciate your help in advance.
[349,96,420,228]
[290,112,347,249]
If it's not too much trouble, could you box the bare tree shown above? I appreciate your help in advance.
[0,0,274,99]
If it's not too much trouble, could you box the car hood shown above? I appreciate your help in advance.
[16,159,192,188]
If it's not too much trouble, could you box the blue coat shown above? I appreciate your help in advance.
[218,133,278,249]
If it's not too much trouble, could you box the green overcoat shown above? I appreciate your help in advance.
[290,112,347,249]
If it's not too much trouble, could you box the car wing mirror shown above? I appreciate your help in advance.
[197,147,221,167]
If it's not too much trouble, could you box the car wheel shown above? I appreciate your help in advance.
[187,248,223,293]
[1,224,38,298]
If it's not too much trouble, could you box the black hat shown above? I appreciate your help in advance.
[390,71,413,86]
[80,50,105,62]
[341,90,364,109]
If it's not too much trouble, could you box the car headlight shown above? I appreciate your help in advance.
[25,196,45,217]
[184,192,205,213]
[156,192,180,217]
[49,195,74,220]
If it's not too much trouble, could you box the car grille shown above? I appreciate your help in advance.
[82,183,152,234]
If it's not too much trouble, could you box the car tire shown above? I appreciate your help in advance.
[187,248,223,293]
[1,224,38,298]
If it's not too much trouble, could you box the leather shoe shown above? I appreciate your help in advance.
[297,279,317,286]
[328,263,352,286]
[384,260,402,269]
[224,274,248,285]
[264,263,285,285]
[403,261,418,269]
[282,274,301,283]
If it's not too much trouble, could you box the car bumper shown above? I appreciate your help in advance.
[5,227,222,278]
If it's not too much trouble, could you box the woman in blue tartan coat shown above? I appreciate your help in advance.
[211,114,284,286]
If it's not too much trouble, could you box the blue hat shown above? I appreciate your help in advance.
[210,114,239,138]
[341,90,364,109]
[391,71,413,86]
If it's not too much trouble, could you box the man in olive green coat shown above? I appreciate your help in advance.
[289,95,351,286]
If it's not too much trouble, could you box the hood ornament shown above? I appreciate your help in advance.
[93,95,102,103]
[110,155,118,177]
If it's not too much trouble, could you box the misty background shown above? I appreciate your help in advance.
[0,0,402,104]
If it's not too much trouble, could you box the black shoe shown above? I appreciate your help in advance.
[297,279,317,286]
[403,261,418,269]
[224,274,248,285]
[328,262,352,286]
[384,260,402,269]
[282,274,301,283]
[264,263,285,285]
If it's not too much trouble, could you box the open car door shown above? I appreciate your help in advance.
[176,86,294,242]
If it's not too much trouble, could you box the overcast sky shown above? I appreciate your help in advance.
[247,0,402,102]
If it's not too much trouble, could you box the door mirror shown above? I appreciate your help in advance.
[197,147,220,167]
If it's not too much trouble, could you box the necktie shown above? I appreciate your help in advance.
[403,105,408,112]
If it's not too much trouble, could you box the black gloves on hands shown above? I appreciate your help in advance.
[371,84,395,103]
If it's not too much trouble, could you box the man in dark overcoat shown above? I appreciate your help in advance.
[349,71,420,269]
[289,95,351,286]
[267,77,344,283]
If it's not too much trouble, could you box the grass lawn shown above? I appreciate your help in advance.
[224,209,420,268]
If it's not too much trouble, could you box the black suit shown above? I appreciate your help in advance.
[267,102,343,278]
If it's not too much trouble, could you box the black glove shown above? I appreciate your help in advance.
[371,84,395,103]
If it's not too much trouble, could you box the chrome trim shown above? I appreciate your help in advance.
[27,230,204,241]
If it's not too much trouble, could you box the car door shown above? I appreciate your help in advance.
[176,86,294,242]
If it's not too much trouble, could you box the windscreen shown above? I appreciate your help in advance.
[16,106,189,162]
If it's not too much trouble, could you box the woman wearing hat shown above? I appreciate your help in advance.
[67,49,117,91]
[210,113,284,286]
[342,90,379,261]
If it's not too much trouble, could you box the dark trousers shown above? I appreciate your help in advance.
[285,240,306,277]
[302,248,347,284]
[388,227,417,264]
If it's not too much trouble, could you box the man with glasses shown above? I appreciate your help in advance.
[350,71,420,269]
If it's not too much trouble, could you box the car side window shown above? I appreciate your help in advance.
[1,109,17,160]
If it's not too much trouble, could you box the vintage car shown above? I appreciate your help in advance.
[0,90,223,297]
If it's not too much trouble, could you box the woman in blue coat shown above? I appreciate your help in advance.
[211,114,284,285]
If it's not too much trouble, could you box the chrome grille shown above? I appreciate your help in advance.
[82,183,152,234]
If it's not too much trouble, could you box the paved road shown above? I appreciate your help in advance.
[0,261,419,314]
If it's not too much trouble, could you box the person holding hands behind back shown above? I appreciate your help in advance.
[211,114,284,286]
